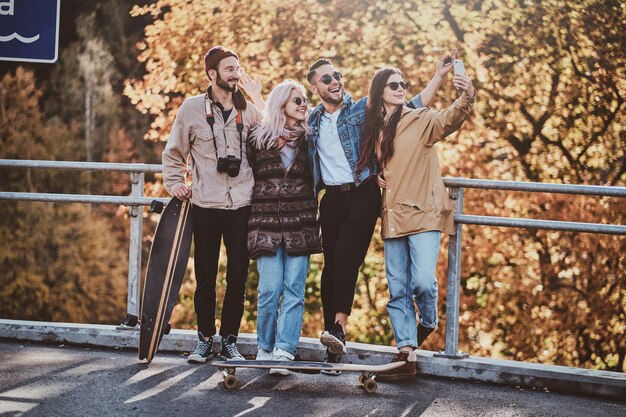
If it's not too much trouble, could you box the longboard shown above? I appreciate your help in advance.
[138,198,192,362]
[212,360,408,393]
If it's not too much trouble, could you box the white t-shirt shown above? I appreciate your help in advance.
[317,109,354,185]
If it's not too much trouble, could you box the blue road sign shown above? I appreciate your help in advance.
[0,0,60,63]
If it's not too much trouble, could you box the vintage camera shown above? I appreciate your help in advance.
[217,155,241,177]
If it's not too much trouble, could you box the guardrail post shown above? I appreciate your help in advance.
[435,187,468,359]
[120,172,144,328]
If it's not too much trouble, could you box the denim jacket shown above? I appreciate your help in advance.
[308,92,424,195]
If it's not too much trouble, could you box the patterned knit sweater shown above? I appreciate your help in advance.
[247,135,322,259]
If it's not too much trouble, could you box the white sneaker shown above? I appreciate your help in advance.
[256,348,273,361]
[269,348,294,376]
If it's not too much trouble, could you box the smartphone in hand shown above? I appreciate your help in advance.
[453,59,465,75]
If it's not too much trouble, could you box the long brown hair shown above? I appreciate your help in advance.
[357,68,404,174]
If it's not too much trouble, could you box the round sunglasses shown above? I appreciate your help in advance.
[290,96,310,106]
[386,81,408,91]
[314,71,342,85]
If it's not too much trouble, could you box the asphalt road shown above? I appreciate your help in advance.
[0,341,624,417]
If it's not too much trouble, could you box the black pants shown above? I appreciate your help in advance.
[192,204,250,337]
[319,179,381,331]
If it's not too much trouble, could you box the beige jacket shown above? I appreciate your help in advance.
[378,93,474,239]
[162,92,262,209]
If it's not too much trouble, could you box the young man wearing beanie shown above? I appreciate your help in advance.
[305,50,458,373]
[162,46,263,362]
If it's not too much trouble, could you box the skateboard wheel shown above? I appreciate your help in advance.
[224,374,238,389]
[149,200,164,214]
[358,374,367,386]
[163,323,171,335]
[363,378,377,394]
[121,313,138,327]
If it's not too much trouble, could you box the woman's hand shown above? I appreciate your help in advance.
[376,172,387,189]
[239,70,265,111]
[435,47,457,80]
[239,70,262,98]
[453,73,475,99]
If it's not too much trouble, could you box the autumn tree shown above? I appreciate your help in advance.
[0,1,174,325]
[0,69,128,323]
[456,0,626,371]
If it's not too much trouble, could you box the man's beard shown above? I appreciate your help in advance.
[216,71,238,93]
[319,87,343,105]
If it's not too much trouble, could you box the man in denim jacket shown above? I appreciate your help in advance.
[306,52,457,371]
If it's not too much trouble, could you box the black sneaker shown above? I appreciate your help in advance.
[187,332,213,363]
[321,349,342,376]
[221,334,245,360]
[417,323,435,347]
[320,321,346,355]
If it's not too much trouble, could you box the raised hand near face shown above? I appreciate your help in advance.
[238,70,262,96]
[238,69,265,111]
[435,47,458,79]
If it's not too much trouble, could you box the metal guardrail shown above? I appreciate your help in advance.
[0,159,163,173]
[1,159,625,358]
[444,177,626,197]
[0,192,167,206]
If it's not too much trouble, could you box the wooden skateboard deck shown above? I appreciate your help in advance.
[138,198,192,362]
[212,359,407,393]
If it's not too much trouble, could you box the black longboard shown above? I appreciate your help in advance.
[139,198,192,362]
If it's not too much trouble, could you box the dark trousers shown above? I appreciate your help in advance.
[192,204,250,337]
[319,179,381,331]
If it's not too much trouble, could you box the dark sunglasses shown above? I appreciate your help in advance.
[315,71,342,85]
[386,81,408,91]
[291,97,310,106]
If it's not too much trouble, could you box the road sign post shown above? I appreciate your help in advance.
[0,0,60,63]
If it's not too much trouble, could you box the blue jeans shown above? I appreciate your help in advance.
[256,243,310,355]
[384,231,441,349]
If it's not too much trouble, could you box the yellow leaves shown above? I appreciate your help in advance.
[531,305,553,320]
[557,267,580,279]
[488,252,505,266]
[466,275,483,290]
[129,3,156,18]
[531,284,544,296]
[477,330,494,348]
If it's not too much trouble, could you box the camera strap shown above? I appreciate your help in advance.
[205,94,244,160]
[235,110,244,160]
[204,94,220,161]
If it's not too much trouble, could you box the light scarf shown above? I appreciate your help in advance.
[251,126,307,150]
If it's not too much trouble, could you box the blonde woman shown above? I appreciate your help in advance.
[247,80,322,374]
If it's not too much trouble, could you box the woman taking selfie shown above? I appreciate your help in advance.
[247,80,322,374]
[358,65,475,381]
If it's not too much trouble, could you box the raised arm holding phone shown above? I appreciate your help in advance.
[361,60,475,382]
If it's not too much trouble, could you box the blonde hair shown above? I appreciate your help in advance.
[253,80,311,145]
